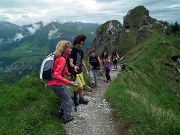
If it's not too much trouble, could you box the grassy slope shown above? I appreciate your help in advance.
[0,74,66,134]
[105,31,180,134]
[0,58,90,134]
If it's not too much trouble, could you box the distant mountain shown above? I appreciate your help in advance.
[0,21,99,81]
[0,21,98,50]
[0,21,43,50]
[0,21,21,44]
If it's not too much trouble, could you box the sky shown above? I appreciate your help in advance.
[0,0,180,26]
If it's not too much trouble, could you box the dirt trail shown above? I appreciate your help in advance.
[63,67,124,135]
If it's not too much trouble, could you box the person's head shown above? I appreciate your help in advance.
[100,50,108,59]
[89,50,96,57]
[74,34,87,49]
[54,40,72,57]
[112,50,117,56]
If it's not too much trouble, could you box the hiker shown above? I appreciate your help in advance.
[69,34,89,105]
[112,50,120,69]
[88,50,102,88]
[100,50,112,83]
[47,40,78,124]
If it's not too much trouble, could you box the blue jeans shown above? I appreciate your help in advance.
[89,69,99,85]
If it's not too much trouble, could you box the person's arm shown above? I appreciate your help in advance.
[82,59,88,72]
[69,58,79,72]
[64,70,71,76]
[88,57,93,69]
[98,56,102,72]
[82,59,89,77]
[117,53,120,58]
[108,56,111,63]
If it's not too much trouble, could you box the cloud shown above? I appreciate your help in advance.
[13,33,24,41]
[0,0,179,26]
[27,23,41,35]
[48,25,62,39]
[0,39,3,45]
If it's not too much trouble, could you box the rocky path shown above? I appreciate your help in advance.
[63,68,124,135]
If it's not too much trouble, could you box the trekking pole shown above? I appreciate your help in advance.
[73,80,79,112]
[73,90,77,112]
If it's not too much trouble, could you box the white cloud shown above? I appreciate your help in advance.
[27,23,41,35]
[0,39,3,45]
[48,25,63,40]
[13,33,24,41]
[0,0,179,26]
[48,25,59,39]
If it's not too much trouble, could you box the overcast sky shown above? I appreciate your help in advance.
[0,0,179,26]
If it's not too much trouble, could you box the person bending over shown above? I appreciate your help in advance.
[47,40,78,124]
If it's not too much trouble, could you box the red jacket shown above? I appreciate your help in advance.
[47,53,71,86]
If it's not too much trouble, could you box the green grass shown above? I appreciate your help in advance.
[105,32,180,134]
[0,74,66,135]
[0,57,91,134]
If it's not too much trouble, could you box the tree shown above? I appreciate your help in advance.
[171,21,179,37]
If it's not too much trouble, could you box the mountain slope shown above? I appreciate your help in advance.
[105,31,180,134]
[86,6,168,56]
[0,21,99,81]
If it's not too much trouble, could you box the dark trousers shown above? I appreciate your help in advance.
[105,68,111,81]
[49,84,73,118]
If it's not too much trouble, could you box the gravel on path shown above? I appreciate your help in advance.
[64,68,124,135]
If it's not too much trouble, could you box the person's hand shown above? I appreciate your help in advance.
[108,57,111,63]
[74,66,79,72]
[70,81,78,87]
[86,71,89,78]
[90,65,93,69]
[99,69,102,72]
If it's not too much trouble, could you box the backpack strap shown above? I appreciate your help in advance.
[60,54,67,77]
[61,54,66,61]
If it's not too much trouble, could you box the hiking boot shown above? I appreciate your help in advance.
[62,116,74,124]
[72,96,79,106]
[58,109,63,117]
[105,80,111,83]
[90,83,95,88]
[94,83,97,87]
[79,97,89,105]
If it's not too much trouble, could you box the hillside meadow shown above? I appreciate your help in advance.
[106,31,180,134]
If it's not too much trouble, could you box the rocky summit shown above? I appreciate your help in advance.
[85,6,169,57]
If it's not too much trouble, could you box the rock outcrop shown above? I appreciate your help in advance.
[84,20,123,55]
[85,6,170,57]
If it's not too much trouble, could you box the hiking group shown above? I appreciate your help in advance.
[43,34,120,124]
